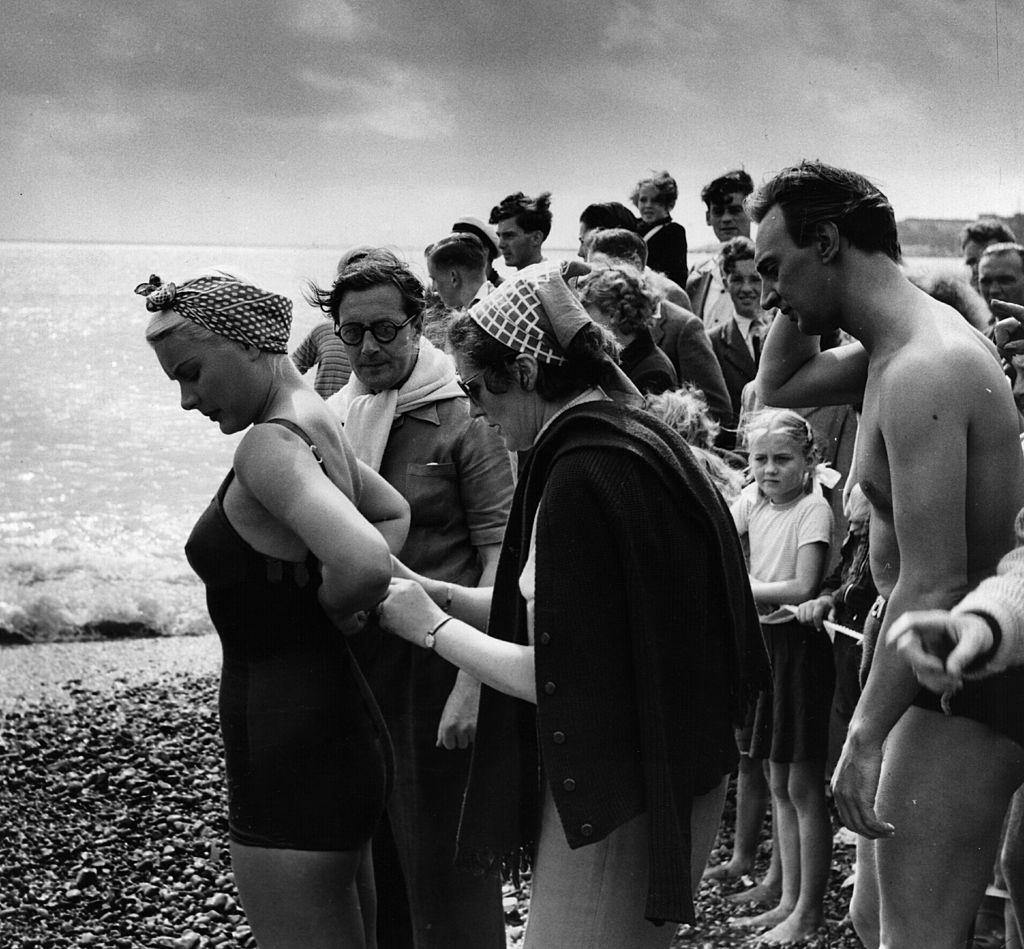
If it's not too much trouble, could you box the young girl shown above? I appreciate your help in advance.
[644,386,744,501]
[728,409,835,944]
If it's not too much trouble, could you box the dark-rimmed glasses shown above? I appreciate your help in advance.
[457,369,485,402]
[335,313,416,346]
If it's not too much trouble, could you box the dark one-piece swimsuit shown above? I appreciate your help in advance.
[185,418,392,850]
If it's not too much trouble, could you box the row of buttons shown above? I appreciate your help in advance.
[537,635,590,835]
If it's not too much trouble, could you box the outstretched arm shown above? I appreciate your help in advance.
[378,578,536,703]
[757,313,868,408]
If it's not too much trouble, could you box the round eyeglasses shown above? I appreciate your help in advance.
[335,313,416,346]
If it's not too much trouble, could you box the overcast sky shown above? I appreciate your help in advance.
[3,0,1023,250]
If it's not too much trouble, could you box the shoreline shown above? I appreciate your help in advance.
[0,633,220,711]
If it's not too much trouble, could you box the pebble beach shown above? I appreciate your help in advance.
[0,634,866,949]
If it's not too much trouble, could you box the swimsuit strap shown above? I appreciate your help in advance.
[265,417,326,470]
[213,418,328,588]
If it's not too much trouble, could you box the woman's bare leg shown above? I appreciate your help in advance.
[231,842,368,949]
[355,842,377,949]
[691,777,729,894]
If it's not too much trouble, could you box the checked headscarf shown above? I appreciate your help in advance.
[134,272,292,353]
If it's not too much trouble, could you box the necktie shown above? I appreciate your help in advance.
[750,322,763,364]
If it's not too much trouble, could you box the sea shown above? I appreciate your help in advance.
[0,241,959,642]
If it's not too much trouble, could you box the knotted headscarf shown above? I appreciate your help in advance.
[134,272,293,353]
[467,261,643,406]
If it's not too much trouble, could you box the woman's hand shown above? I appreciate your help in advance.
[377,578,445,645]
[317,589,367,636]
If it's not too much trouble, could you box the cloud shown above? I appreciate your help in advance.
[290,0,366,40]
[3,0,1024,246]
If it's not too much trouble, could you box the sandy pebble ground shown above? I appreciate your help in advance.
[0,634,220,711]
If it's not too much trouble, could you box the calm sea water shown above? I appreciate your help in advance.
[0,242,957,641]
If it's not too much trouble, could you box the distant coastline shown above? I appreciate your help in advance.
[7,211,1022,259]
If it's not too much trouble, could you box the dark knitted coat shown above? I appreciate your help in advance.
[455,400,768,924]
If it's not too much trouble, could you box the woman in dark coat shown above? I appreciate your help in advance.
[377,262,767,947]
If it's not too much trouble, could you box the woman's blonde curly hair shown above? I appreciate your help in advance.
[578,264,660,335]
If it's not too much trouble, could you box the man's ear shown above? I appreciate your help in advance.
[449,269,462,288]
[705,208,712,227]
[816,222,841,263]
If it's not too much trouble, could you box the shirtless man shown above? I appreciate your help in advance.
[752,161,1024,948]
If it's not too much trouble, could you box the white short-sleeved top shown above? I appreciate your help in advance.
[731,484,833,585]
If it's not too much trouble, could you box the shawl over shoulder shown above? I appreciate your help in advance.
[455,400,767,924]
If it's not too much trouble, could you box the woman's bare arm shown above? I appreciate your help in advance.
[354,460,410,554]
[235,427,392,616]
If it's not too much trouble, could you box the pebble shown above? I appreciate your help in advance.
[0,641,863,948]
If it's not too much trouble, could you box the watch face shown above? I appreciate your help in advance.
[424,633,436,650]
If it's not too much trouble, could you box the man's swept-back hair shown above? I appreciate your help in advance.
[489,191,553,238]
[747,160,902,263]
[701,169,754,209]
[305,249,425,324]
[428,234,487,273]
[960,218,1017,250]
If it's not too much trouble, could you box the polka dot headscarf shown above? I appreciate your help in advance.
[134,272,292,353]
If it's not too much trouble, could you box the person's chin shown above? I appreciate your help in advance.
[356,366,395,390]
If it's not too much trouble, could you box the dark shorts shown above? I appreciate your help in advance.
[863,595,1024,750]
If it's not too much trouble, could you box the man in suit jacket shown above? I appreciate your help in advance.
[585,228,733,430]
[708,236,769,449]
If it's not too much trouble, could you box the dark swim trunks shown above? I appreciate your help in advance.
[862,595,1024,750]
[185,419,391,850]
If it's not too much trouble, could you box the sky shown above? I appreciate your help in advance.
[3,0,1024,251]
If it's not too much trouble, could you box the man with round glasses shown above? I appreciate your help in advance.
[307,250,514,948]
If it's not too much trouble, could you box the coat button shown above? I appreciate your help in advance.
[552,731,565,744]
[539,632,551,645]
[580,822,594,837]
[562,778,576,792]
[544,681,556,695]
